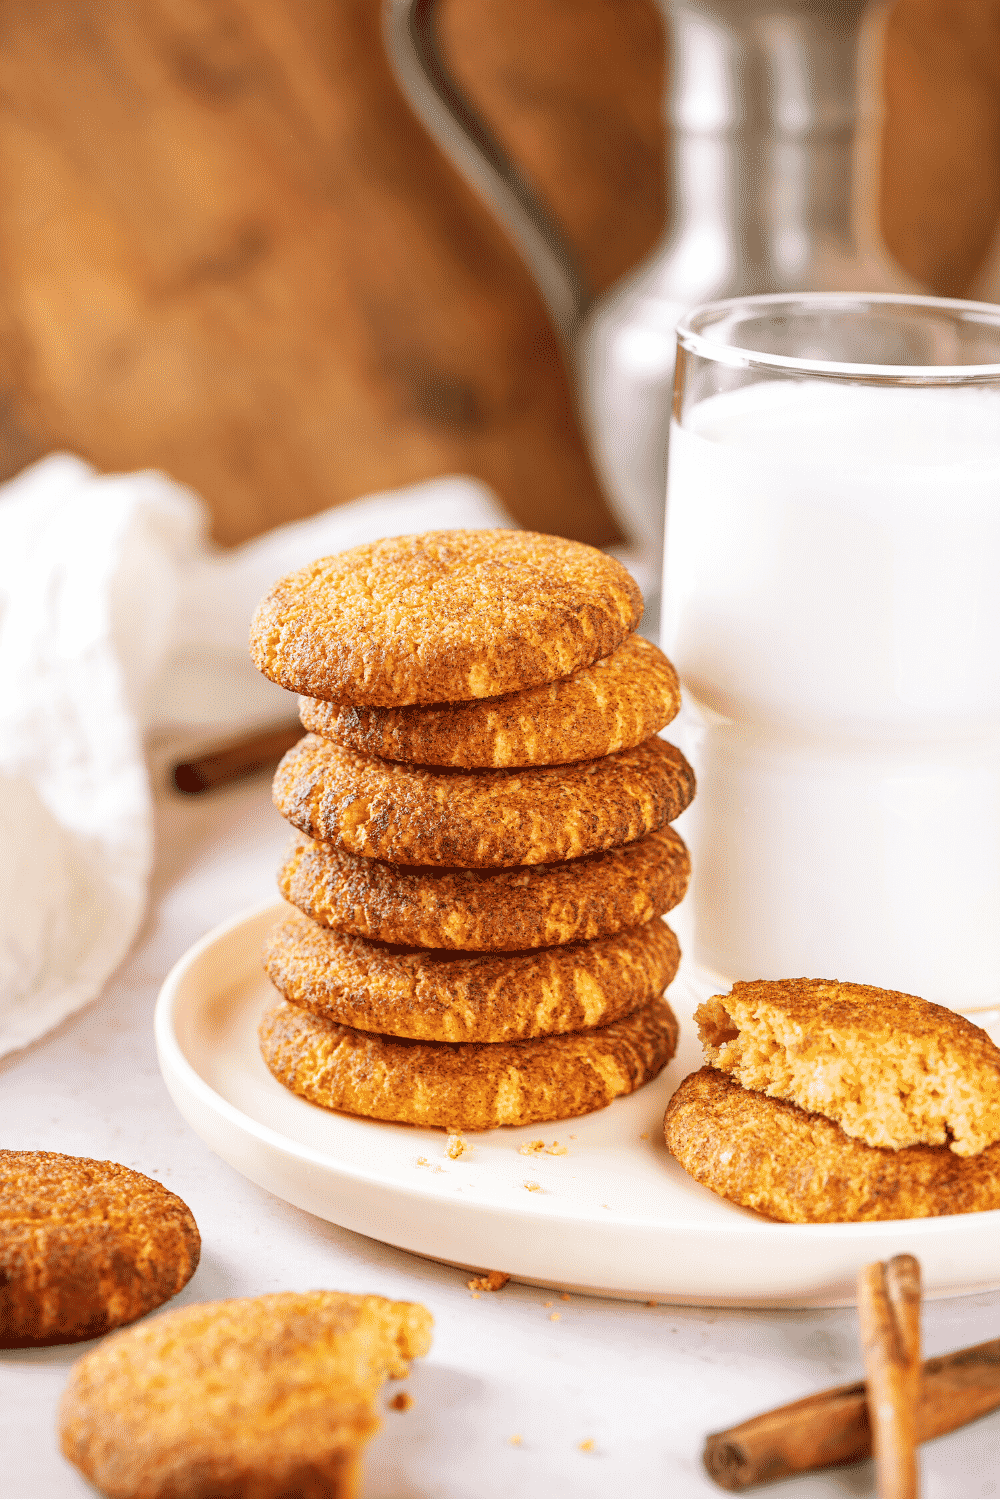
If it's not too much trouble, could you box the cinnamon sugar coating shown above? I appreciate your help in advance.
[249,530,642,705]
[59,1291,432,1499]
[273,733,695,867]
[696,977,1000,1157]
[1,1151,200,1348]
[299,634,681,767]
[263,909,680,1042]
[664,1068,1000,1223]
[278,824,690,950]
[259,995,679,1129]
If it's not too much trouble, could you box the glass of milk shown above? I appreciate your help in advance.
[661,293,1000,1011]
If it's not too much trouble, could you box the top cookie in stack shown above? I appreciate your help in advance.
[251,529,645,707]
[250,530,695,1131]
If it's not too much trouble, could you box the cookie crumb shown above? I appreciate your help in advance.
[447,1135,466,1159]
[560,1293,571,1301]
[509,1434,523,1447]
[389,1392,414,1412]
[549,1312,561,1322]
[470,1291,481,1300]
[519,1140,545,1156]
[579,1438,595,1452]
[468,1271,509,1292]
[544,1300,553,1307]
[524,1181,541,1192]
[646,1299,658,1308]
[416,1157,428,1167]
[546,1142,568,1156]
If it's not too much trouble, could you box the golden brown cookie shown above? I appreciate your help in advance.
[664,1068,1000,1224]
[263,908,681,1042]
[696,977,1000,1158]
[249,529,642,705]
[0,1151,200,1348]
[278,824,690,950]
[273,733,694,867]
[59,1290,433,1500]
[299,633,681,767]
[259,994,679,1130]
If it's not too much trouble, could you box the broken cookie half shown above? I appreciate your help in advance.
[695,977,1000,1158]
[59,1290,433,1499]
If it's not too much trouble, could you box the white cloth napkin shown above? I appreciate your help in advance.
[0,456,513,1057]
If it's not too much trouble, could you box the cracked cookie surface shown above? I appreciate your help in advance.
[264,908,680,1042]
[299,633,681,767]
[59,1290,432,1499]
[250,529,642,705]
[664,1068,1000,1223]
[273,733,694,867]
[1,1151,200,1348]
[260,994,679,1129]
[278,824,690,950]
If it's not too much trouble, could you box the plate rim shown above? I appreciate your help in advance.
[154,899,1000,1246]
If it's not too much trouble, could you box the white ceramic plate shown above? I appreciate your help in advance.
[155,901,1000,1308]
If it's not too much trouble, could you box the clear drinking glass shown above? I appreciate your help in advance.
[661,293,1000,1012]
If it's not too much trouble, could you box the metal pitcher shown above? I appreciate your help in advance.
[385,0,917,609]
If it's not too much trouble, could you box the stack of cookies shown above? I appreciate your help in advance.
[248,529,695,1132]
[665,977,1000,1222]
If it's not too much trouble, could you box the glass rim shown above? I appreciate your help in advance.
[675,292,1000,380]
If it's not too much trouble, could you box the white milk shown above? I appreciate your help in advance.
[662,380,1000,1009]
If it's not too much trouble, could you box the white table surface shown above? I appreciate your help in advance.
[3,768,1000,1500]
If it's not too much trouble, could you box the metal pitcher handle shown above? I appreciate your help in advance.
[383,0,587,343]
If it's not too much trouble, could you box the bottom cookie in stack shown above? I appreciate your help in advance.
[259,904,682,1128]
[261,993,679,1132]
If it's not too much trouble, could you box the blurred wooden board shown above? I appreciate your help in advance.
[881,0,1000,296]
[0,0,997,546]
[0,0,621,546]
[437,0,667,300]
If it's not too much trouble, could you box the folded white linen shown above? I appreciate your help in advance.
[0,457,513,1057]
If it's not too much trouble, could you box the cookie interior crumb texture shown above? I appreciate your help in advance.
[249,530,642,705]
[58,1290,433,1500]
[0,1151,200,1349]
[695,977,1000,1156]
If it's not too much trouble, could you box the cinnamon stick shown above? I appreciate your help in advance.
[858,1254,922,1498]
[703,1332,1000,1491]
[171,721,302,794]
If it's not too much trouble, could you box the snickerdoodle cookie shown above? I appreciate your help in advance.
[260,994,679,1129]
[664,1068,1000,1224]
[249,530,642,705]
[1,1151,200,1348]
[59,1290,433,1499]
[279,824,690,950]
[299,633,681,768]
[696,978,1000,1157]
[273,733,694,867]
[263,908,680,1042]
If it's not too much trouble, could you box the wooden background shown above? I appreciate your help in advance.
[0,0,997,547]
